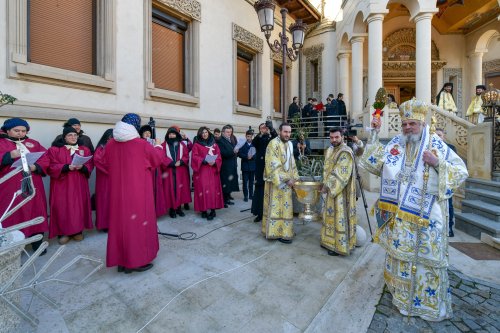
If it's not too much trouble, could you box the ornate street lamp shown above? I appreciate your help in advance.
[254,0,307,123]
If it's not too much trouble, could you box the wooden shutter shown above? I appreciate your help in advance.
[29,0,95,74]
[152,22,184,93]
[237,57,251,106]
[274,70,281,113]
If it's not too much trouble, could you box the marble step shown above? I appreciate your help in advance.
[466,178,500,192]
[465,188,500,206]
[462,199,500,222]
[455,212,500,239]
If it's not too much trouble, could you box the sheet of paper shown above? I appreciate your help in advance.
[248,147,256,159]
[204,154,218,163]
[235,138,246,150]
[11,152,45,168]
[72,154,93,166]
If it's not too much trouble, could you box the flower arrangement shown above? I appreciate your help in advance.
[372,87,387,119]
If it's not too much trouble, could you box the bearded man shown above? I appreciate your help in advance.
[262,123,299,244]
[466,85,486,124]
[321,127,357,256]
[359,98,468,321]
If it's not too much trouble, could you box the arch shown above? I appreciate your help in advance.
[385,0,436,19]
[475,29,499,53]
[340,32,351,50]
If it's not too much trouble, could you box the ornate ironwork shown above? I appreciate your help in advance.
[483,83,500,173]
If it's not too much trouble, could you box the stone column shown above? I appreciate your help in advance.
[414,12,434,103]
[337,52,351,113]
[350,36,364,116]
[367,14,384,105]
[469,51,484,90]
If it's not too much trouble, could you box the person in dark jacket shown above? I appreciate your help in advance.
[218,125,239,206]
[288,96,301,120]
[251,122,278,222]
[238,130,256,202]
[52,118,95,153]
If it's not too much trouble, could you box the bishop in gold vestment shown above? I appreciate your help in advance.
[262,124,299,243]
[466,85,486,124]
[360,99,468,321]
[321,128,357,256]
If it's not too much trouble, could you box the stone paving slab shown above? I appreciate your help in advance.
[368,268,500,333]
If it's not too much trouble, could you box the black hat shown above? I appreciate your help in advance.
[476,85,486,90]
[165,127,182,141]
[139,125,153,138]
[64,118,81,127]
[63,126,78,138]
[443,82,453,88]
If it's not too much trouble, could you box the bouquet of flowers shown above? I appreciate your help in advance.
[372,87,387,119]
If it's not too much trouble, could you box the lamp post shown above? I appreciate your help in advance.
[254,0,307,123]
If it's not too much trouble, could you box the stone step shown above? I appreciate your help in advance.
[465,188,500,206]
[455,212,500,239]
[462,199,500,222]
[466,178,500,192]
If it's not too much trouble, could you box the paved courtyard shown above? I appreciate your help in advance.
[5,191,500,333]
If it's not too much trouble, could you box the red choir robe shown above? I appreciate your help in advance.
[0,137,49,236]
[47,145,94,238]
[161,141,192,209]
[104,138,163,268]
[154,166,167,218]
[191,141,224,212]
[93,145,110,230]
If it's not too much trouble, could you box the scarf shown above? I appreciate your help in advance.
[282,139,294,171]
[7,137,30,154]
[65,144,79,156]
[166,140,184,162]
[113,121,140,142]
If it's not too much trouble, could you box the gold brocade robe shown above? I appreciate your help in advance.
[466,95,484,124]
[321,144,357,255]
[437,91,457,113]
[262,137,299,240]
[359,128,468,321]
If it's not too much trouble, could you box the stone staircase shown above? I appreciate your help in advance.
[455,178,500,239]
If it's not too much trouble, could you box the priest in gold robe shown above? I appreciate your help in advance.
[359,98,468,321]
[321,127,357,256]
[466,85,486,124]
[262,123,299,244]
[436,82,457,114]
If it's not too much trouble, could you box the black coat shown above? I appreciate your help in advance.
[53,130,95,153]
[288,102,301,119]
[252,130,278,185]
[337,99,347,116]
[238,142,256,172]
[218,136,239,193]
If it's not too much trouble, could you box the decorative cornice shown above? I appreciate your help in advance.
[156,0,201,22]
[232,23,263,54]
[271,52,292,67]
[483,59,500,74]
[383,60,447,72]
[303,43,324,58]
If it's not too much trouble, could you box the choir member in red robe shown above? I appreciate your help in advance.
[0,118,49,254]
[191,127,224,220]
[105,113,164,273]
[140,125,167,218]
[47,127,93,244]
[93,129,113,231]
[161,127,192,218]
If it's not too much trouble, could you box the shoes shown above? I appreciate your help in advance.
[208,210,216,219]
[244,197,248,202]
[169,208,176,218]
[58,236,70,245]
[254,215,262,222]
[201,211,208,218]
[224,203,228,208]
[249,196,253,200]
[124,263,154,274]
[278,238,292,244]
[226,201,234,205]
[229,195,235,200]
[449,230,454,237]
[72,233,84,242]
[327,250,340,256]
[176,208,185,217]
[184,203,190,210]
[117,266,124,272]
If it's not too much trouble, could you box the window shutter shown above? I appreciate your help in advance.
[152,22,184,93]
[237,57,251,106]
[29,0,95,74]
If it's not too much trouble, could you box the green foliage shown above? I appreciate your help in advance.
[0,91,17,107]
[296,155,323,181]
[288,113,310,140]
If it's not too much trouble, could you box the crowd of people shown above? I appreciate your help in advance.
[1,94,469,321]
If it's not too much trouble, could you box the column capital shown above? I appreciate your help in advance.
[413,12,434,23]
[337,51,351,60]
[366,13,385,24]
[468,51,486,58]
[350,36,365,44]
